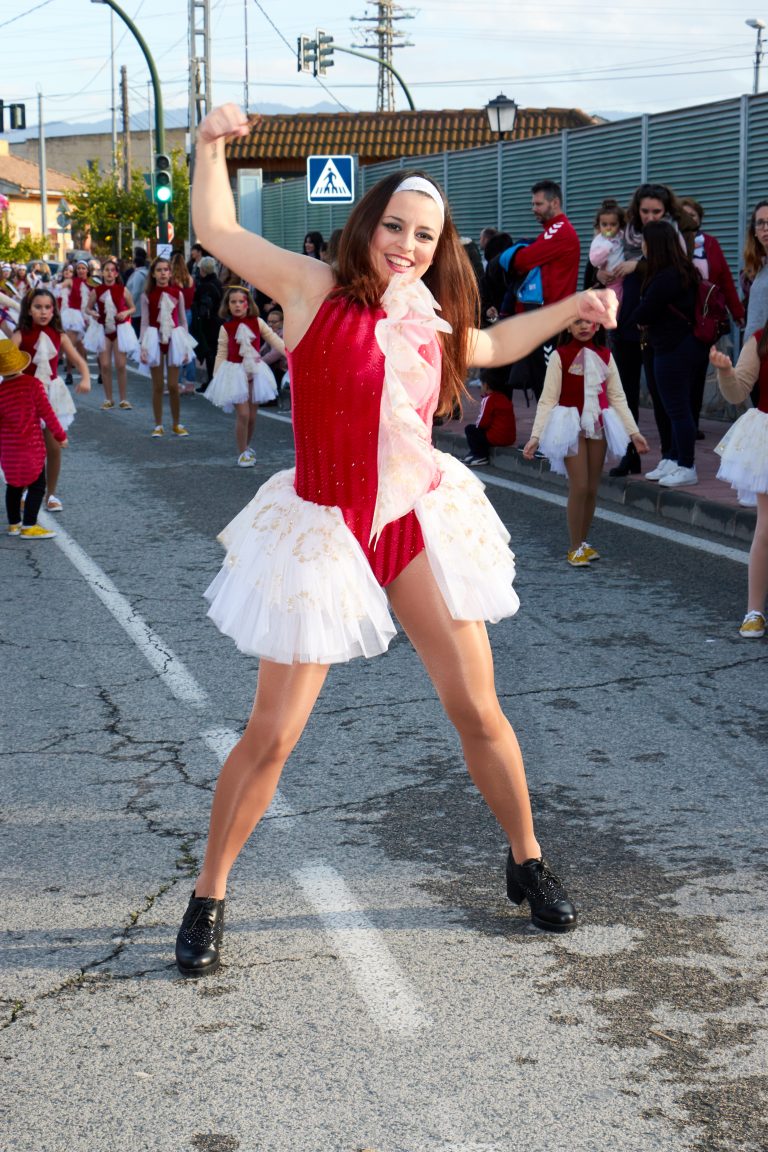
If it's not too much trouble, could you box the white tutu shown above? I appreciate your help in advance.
[204,469,397,664]
[60,307,85,335]
[83,318,105,354]
[538,406,581,476]
[139,325,197,372]
[416,451,519,623]
[715,408,768,496]
[204,451,519,665]
[205,360,277,412]
[601,406,630,460]
[45,377,77,430]
[117,322,140,357]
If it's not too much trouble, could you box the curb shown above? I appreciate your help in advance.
[434,431,757,546]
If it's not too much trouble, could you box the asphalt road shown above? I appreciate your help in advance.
[1,371,766,1152]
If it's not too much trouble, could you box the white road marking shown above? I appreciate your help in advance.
[294,863,432,1035]
[39,514,208,706]
[470,471,751,566]
[201,727,293,817]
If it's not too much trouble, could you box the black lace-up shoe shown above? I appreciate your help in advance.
[506,851,577,933]
[175,891,225,977]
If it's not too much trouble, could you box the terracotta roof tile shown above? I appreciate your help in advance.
[0,152,78,195]
[227,107,596,165]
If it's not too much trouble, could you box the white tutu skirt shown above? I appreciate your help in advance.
[205,360,277,412]
[538,405,629,476]
[139,326,197,374]
[715,408,768,496]
[60,307,85,335]
[117,322,140,357]
[84,319,105,354]
[45,377,77,430]
[204,451,519,665]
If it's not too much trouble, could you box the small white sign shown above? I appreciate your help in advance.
[307,155,355,204]
[156,243,174,259]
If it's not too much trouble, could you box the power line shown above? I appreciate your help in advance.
[250,0,351,111]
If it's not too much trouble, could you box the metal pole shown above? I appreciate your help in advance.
[38,90,48,243]
[243,0,250,112]
[92,0,168,242]
[111,12,119,181]
[331,45,415,111]
[121,65,131,193]
[755,29,764,95]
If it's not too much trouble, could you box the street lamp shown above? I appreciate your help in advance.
[485,93,518,139]
[90,0,170,243]
[746,18,766,94]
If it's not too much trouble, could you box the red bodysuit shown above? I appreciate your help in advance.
[289,295,441,586]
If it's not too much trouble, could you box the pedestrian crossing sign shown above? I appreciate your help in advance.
[307,155,355,204]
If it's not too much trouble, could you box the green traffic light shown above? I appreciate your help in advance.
[155,185,172,203]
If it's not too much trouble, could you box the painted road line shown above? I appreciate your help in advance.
[40,514,208,706]
[294,863,432,1035]
[201,727,293,818]
[470,472,751,566]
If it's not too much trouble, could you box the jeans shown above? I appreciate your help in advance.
[652,332,700,469]
[6,465,46,526]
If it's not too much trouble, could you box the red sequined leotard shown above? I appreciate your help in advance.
[289,294,441,586]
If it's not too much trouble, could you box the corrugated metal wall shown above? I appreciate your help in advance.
[257,93,767,276]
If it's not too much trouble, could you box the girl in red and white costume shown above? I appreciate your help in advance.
[523,319,648,566]
[174,102,620,978]
[59,261,90,367]
[84,258,138,409]
[205,285,284,466]
[139,256,197,437]
[11,288,90,512]
[710,337,768,638]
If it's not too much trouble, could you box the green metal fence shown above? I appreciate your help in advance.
[254,93,768,277]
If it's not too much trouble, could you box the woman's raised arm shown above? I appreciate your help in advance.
[467,289,618,368]
[193,105,332,327]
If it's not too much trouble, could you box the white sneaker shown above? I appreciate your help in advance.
[738,491,758,507]
[646,458,678,481]
[659,465,698,487]
[237,451,255,468]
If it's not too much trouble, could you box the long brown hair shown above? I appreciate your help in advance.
[641,220,698,293]
[743,200,768,282]
[17,288,63,333]
[626,182,681,229]
[170,251,193,288]
[333,169,479,415]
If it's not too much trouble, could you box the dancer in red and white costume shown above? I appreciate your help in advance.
[84,258,139,409]
[58,261,90,371]
[174,103,620,978]
[139,256,197,437]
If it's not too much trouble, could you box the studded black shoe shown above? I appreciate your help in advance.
[175,891,225,977]
[506,850,577,933]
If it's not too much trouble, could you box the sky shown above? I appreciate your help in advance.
[1,0,767,136]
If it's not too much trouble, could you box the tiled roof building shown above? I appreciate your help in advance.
[227,107,598,179]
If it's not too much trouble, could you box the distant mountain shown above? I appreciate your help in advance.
[5,102,345,140]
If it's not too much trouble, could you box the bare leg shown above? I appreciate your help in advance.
[582,437,607,542]
[99,346,113,403]
[195,659,330,898]
[43,429,62,499]
[167,364,181,426]
[114,348,128,403]
[747,494,768,613]
[387,552,540,864]
[247,402,257,446]
[150,365,164,425]
[234,402,249,454]
[564,438,589,549]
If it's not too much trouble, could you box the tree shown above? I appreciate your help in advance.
[68,148,190,255]
[0,215,51,262]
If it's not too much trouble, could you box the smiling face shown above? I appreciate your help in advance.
[228,291,249,319]
[30,294,54,327]
[370,190,442,284]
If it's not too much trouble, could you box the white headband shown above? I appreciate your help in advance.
[394,176,445,226]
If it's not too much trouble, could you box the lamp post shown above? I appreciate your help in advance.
[746,18,766,94]
[90,0,169,243]
[485,93,518,140]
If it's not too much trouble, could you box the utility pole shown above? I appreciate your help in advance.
[352,1,414,112]
[110,11,119,180]
[189,0,212,244]
[121,65,131,193]
[37,89,48,242]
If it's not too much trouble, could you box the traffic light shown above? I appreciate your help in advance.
[0,101,26,132]
[297,35,317,73]
[316,31,334,76]
[154,154,172,204]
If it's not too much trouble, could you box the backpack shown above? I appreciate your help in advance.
[692,276,729,345]
[496,242,545,311]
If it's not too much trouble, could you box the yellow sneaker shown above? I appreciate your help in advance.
[7,523,21,536]
[20,524,56,540]
[739,611,766,638]
[581,542,600,562]
[151,425,164,437]
[172,424,189,437]
[567,544,591,567]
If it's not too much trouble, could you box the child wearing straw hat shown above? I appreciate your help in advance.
[0,339,68,539]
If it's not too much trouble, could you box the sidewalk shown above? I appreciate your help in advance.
[435,384,758,545]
